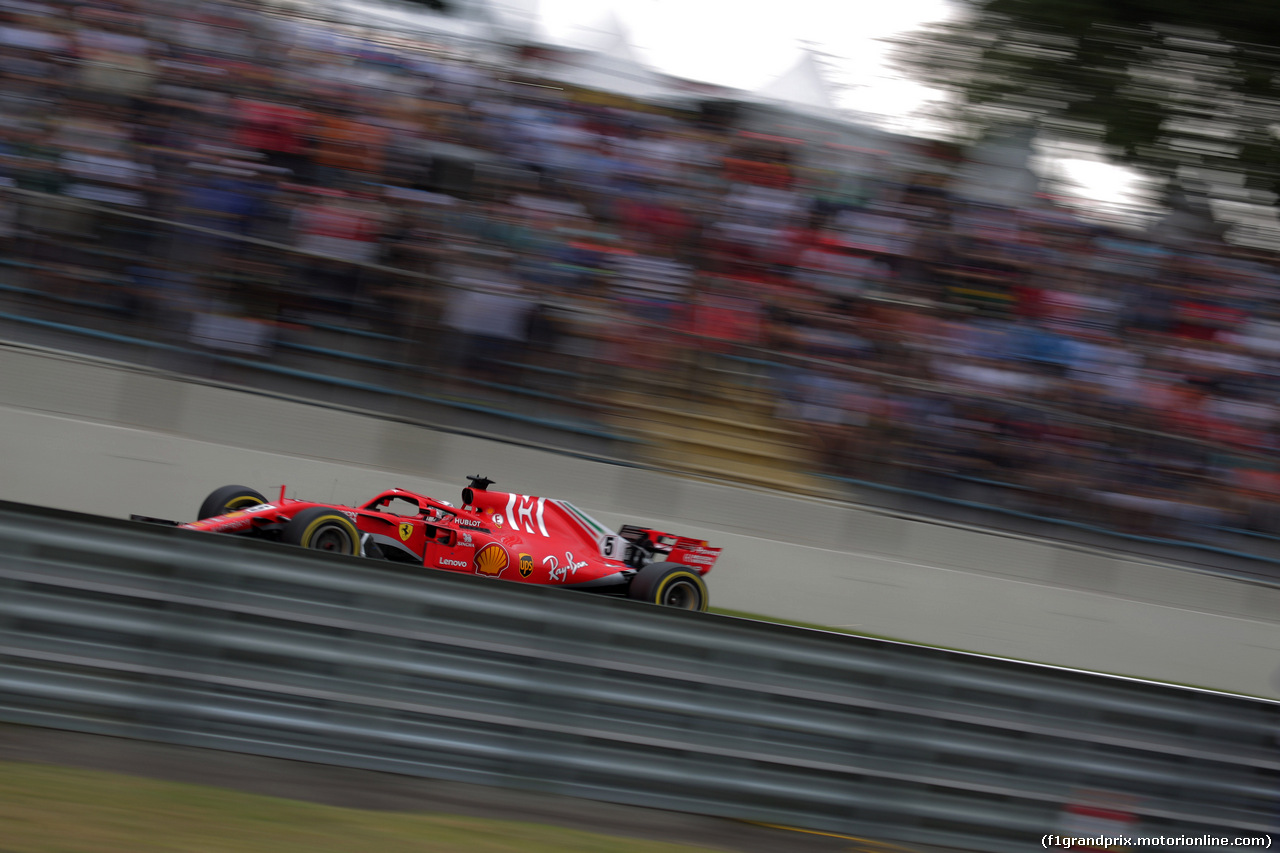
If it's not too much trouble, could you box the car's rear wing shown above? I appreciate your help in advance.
[619,524,722,571]
[666,539,721,570]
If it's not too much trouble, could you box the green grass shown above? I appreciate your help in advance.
[0,761,726,853]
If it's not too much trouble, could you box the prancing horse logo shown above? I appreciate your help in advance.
[398,521,413,541]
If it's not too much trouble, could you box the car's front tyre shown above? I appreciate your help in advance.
[282,507,360,556]
[198,485,268,520]
[627,562,709,611]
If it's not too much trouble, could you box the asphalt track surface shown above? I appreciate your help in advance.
[0,723,973,853]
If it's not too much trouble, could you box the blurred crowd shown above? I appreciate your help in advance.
[2,0,1280,544]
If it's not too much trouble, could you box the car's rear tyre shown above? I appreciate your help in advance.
[282,507,360,556]
[627,562,709,611]
[198,485,268,520]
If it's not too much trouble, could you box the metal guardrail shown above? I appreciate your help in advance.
[0,500,1276,852]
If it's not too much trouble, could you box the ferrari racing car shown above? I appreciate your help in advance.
[135,476,720,610]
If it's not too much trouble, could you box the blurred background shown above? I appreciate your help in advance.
[1,0,1279,560]
[1,1,1279,848]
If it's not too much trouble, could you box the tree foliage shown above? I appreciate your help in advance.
[893,0,1280,202]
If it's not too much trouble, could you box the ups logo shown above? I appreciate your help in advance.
[518,553,533,578]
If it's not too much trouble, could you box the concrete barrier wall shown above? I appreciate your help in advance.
[2,341,1278,698]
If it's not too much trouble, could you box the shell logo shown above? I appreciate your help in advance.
[474,543,509,577]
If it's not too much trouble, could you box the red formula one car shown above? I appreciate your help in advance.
[136,476,720,610]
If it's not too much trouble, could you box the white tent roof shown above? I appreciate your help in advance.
[544,53,668,99]
[951,127,1043,207]
[562,11,634,56]
[479,0,544,42]
[753,49,839,113]
[527,13,671,100]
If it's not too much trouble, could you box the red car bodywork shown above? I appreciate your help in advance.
[178,479,721,594]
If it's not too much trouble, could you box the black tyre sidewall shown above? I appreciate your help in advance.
[198,485,268,520]
[282,507,360,556]
[627,562,709,611]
